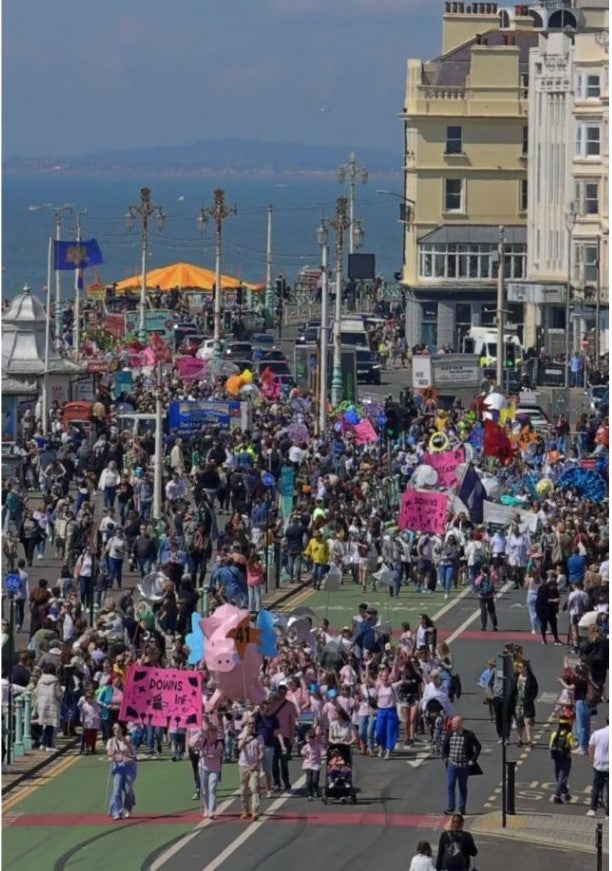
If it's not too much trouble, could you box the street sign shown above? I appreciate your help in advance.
[4,573,21,594]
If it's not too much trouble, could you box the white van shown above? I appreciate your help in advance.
[340,317,369,349]
[462,328,522,368]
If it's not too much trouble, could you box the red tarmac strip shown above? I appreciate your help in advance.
[3,810,447,829]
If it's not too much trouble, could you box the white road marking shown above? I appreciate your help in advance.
[148,791,240,871]
[445,582,513,644]
[200,775,307,871]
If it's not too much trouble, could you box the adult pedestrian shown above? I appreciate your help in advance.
[98,461,121,509]
[246,550,264,613]
[304,528,329,591]
[476,566,498,631]
[513,660,539,746]
[586,722,608,818]
[269,684,298,793]
[435,813,478,871]
[106,528,127,590]
[375,663,401,759]
[198,723,224,819]
[549,714,575,804]
[441,716,482,815]
[237,715,263,821]
[106,722,138,821]
[34,663,63,752]
[536,572,562,645]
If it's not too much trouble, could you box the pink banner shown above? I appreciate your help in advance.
[353,418,379,445]
[177,356,207,379]
[398,489,448,534]
[421,447,465,487]
[142,347,156,367]
[119,665,202,729]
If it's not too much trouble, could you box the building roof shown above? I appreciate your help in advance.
[3,287,47,325]
[2,378,38,395]
[419,225,527,245]
[423,30,539,87]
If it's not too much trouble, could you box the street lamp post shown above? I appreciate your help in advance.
[338,152,367,255]
[330,197,350,407]
[317,219,329,433]
[126,187,165,336]
[496,226,506,388]
[28,202,74,342]
[72,208,88,358]
[198,189,236,358]
[564,202,577,388]
[265,205,274,314]
[376,190,416,279]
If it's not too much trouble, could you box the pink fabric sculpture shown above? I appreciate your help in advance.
[201,603,265,711]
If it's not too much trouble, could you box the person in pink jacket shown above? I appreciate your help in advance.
[301,729,324,800]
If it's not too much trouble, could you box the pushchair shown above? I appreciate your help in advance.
[321,743,357,805]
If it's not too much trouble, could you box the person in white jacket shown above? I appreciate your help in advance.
[408,841,436,871]
[98,462,121,510]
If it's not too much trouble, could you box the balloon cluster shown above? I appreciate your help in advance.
[557,467,608,502]
[226,369,254,396]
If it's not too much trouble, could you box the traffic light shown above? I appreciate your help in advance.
[384,404,400,440]
[505,344,516,369]
[236,286,244,306]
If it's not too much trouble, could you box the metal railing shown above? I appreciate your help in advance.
[3,690,33,762]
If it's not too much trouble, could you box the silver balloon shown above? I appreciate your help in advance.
[411,465,439,488]
[288,606,316,622]
[208,359,239,377]
[137,572,168,603]
[286,616,313,644]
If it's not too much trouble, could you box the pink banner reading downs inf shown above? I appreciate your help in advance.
[119,665,203,729]
[398,489,448,535]
[421,446,465,487]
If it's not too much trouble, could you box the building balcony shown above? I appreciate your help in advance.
[405,85,529,117]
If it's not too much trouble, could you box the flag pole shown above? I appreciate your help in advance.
[74,215,82,358]
[42,236,52,436]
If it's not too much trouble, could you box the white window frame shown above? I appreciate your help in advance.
[418,242,525,281]
[575,179,600,216]
[576,71,601,101]
[573,242,599,285]
[443,178,464,213]
[445,126,463,155]
[576,122,601,158]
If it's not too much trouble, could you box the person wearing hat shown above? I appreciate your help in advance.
[549,714,576,803]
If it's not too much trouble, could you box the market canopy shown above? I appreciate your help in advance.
[114,262,264,293]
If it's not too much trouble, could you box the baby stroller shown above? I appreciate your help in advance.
[321,743,357,805]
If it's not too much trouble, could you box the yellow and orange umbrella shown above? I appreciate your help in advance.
[114,261,263,294]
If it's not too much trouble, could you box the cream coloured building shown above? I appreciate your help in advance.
[515,0,609,355]
[401,3,538,349]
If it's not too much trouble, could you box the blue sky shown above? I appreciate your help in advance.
[2,0,440,157]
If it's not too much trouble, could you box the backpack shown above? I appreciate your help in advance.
[442,834,466,869]
[550,730,571,760]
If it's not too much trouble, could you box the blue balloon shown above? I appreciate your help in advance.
[262,472,276,488]
[186,612,205,665]
[343,409,360,425]
[256,609,278,658]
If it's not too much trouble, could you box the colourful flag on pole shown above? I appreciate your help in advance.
[53,239,103,270]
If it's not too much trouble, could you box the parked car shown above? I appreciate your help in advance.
[225,341,253,360]
[260,348,287,362]
[251,332,276,349]
[356,347,382,384]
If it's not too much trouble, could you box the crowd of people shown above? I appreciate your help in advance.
[2,307,609,869]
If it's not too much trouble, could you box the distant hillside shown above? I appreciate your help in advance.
[3,138,400,175]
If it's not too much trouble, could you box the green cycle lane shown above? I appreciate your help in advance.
[290,582,452,632]
[3,753,240,871]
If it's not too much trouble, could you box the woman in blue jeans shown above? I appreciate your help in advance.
[374,664,401,759]
[438,537,460,599]
[358,675,379,754]
[106,723,138,821]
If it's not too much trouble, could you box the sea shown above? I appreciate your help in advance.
[1,173,403,301]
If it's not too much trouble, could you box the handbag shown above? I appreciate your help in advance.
[468,761,483,776]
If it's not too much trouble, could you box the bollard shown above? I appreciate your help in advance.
[596,822,603,871]
[506,759,516,815]
[22,691,32,752]
[14,694,24,757]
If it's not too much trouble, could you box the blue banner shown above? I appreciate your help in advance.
[169,400,241,435]
[279,465,295,497]
[113,370,134,400]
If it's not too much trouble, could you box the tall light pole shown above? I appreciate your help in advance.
[564,201,577,388]
[198,189,236,358]
[338,152,367,254]
[496,226,506,388]
[28,203,74,340]
[330,197,350,407]
[153,370,164,521]
[317,218,329,434]
[72,208,88,358]
[126,187,165,335]
[265,205,274,314]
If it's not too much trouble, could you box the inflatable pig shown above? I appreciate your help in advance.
[201,604,266,711]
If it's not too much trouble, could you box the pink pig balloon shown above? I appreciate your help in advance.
[201,604,265,711]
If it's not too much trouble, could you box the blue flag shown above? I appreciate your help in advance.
[53,239,103,270]
[456,462,486,524]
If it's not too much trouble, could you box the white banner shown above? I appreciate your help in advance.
[483,500,538,533]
